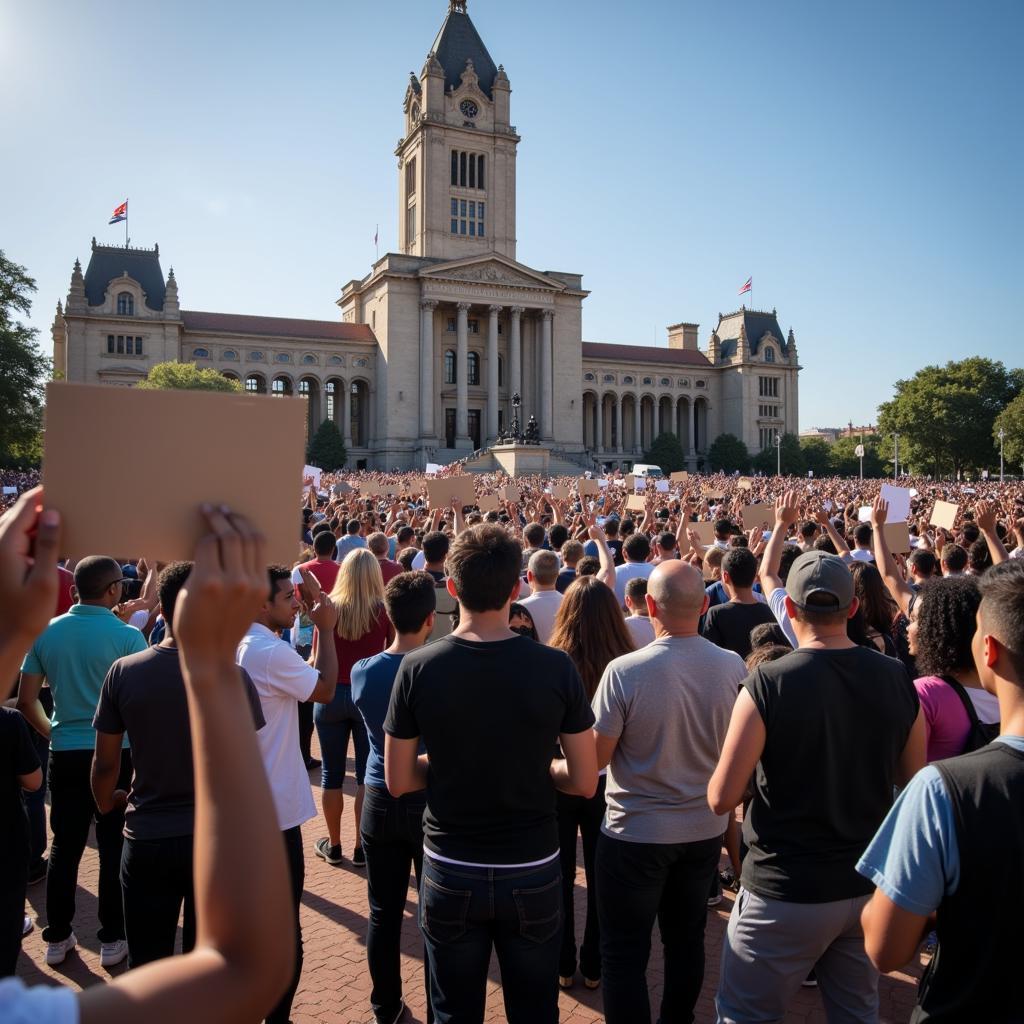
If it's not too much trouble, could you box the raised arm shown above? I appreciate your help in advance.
[760,490,800,599]
[816,507,851,559]
[870,497,915,617]
[586,515,617,589]
[974,501,1009,566]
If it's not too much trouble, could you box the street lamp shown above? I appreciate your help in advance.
[998,428,1005,483]
[893,432,900,479]
[774,431,782,477]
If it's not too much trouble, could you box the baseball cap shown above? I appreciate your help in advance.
[785,551,854,611]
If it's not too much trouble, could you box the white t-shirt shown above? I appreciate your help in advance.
[237,623,319,831]
[849,548,874,562]
[412,549,427,570]
[518,589,564,644]
[0,979,77,1024]
[614,561,654,608]
[625,614,656,648]
[128,609,150,630]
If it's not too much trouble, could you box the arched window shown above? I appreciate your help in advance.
[245,375,264,394]
[444,350,456,384]
[302,354,317,365]
[328,355,343,366]
[276,352,292,363]
[643,377,653,386]
[696,379,706,388]
[271,379,289,397]
[603,374,615,383]
[249,351,264,361]
[468,352,480,386]
[764,347,775,362]
[298,380,311,397]
[623,375,635,385]
[584,372,595,382]
[223,349,238,361]
[660,378,671,387]
[678,378,689,387]
[192,348,210,359]
[117,292,134,316]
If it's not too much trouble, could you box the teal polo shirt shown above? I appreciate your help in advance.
[21,605,147,751]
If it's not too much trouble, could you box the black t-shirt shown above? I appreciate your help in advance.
[741,646,919,903]
[555,568,577,594]
[384,634,594,863]
[607,539,624,566]
[0,707,41,865]
[93,644,265,840]
[701,600,779,660]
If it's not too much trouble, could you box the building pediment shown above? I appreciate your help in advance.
[419,255,564,292]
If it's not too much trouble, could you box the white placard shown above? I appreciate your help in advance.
[1,486,17,495]
[634,478,647,492]
[880,484,912,524]
[858,506,873,523]
[425,463,441,477]
[655,479,669,493]
[302,464,322,489]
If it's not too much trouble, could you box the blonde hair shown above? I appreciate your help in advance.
[330,548,385,640]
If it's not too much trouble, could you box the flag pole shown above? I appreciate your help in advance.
[125,198,129,248]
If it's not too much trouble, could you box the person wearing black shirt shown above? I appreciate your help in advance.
[385,524,597,1024]
[701,548,778,661]
[709,549,924,1024]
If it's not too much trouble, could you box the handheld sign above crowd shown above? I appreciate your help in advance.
[880,484,913,524]
[882,521,912,555]
[549,482,570,499]
[626,494,647,512]
[43,382,305,564]
[578,478,600,496]
[690,522,717,547]
[426,475,476,510]
[930,501,959,532]
[670,471,689,483]
[477,492,501,513]
[302,465,323,489]
[500,484,521,503]
[741,503,770,528]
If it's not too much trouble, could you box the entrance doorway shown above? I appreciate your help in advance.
[468,410,481,450]
[445,409,456,449]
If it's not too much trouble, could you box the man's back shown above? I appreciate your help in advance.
[518,590,563,644]
[336,534,367,561]
[594,636,746,844]
[702,600,777,660]
[743,646,918,902]
[613,561,653,607]
[22,606,146,750]
[385,634,593,863]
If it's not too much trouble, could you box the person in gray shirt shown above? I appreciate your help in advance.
[592,560,746,1024]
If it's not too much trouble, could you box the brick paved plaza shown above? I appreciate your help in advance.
[17,752,924,1023]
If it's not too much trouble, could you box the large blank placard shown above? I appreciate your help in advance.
[43,382,307,564]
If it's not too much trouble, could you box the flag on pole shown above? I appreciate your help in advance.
[738,276,752,296]
[109,200,128,225]
[374,225,379,247]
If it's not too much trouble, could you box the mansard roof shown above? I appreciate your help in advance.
[431,4,498,98]
[716,308,789,359]
[181,310,376,343]
[582,342,711,367]
[84,242,166,311]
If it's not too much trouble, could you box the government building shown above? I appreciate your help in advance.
[51,0,801,472]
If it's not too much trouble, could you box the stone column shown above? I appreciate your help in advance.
[342,379,353,448]
[540,310,553,440]
[509,306,523,411]
[487,304,501,442]
[419,300,437,438]
[456,302,470,445]
[595,392,604,453]
[615,394,623,453]
[633,394,642,455]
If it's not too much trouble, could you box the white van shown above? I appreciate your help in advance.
[632,463,664,478]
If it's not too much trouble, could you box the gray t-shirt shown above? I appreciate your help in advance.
[592,635,746,844]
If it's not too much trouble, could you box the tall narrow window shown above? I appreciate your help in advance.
[460,152,467,187]
[478,155,485,190]
[467,352,480,385]
[405,156,417,199]
[107,335,115,353]
[451,151,458,186]
[135,337,144,356]
[444,350,456,384]
[469,154,476,188]
[451,198,458,235]
[117,292,134,316]
[116,335,125,354]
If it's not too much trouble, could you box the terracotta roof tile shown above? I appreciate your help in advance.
[182,310,375,343]
[582,342,710,367]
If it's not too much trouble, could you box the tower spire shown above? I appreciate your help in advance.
[450,0,467,12]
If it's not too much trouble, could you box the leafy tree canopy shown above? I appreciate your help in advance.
[829,434,887,477]
[994,392,1024,472]
[0,252,50,467]
[706,433,751,474]
[307,418,347,472]
[642,431,686,474]
[137,361,242,393]
[752,432,805,476]
[799,437,833,478]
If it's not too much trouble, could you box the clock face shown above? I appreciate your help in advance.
[460,99,479,119]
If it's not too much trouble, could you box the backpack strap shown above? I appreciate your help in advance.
[940,675,983,729]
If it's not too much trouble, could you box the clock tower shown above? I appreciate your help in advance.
[397,1,519,261]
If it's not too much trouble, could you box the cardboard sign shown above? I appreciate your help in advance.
[302,465,322,489]
[360,481,384,497]
[500,484,521,503]
[625,474,636,490]
[332,481,354,496]
[427,475,476,509]
[549,482,570,500]
[597,479,609,489]
[882,521,912,555]
[626,494,647,512]
[737,477,753,491]
[880,484,912,524]
[578,478,600,496]
[670,471,689,483]
[703,489,726,502]
[690,521,717,547]
[741,503,771,528]
[42,382,305,564]
[655,479,670,493]
[477,492,501,513]
[930,501,958,532]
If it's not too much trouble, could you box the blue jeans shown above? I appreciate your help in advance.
[419,854,562,1024]
[314,684,369,789]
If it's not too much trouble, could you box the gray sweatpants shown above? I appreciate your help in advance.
[716,888,879,1024]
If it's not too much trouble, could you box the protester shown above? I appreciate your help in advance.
[613,533,654,608]
[701,548,777,660]
[548,576,635,992]
[384,524,598,1024]
[368,532,404,584]
[351,572,436,1024]
[519,550,563,643]
[336,518,368,561]
[593,561,747,1024]
[17,555,148,967]
[623,576,656,647]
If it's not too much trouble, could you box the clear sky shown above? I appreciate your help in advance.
[2,0,1021,430]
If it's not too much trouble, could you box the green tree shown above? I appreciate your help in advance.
[994,393,1024,473]
[643,431,686,474]
[306,418,347,472]
[799,437,833,478]
[137,361,242,393]
[752,433,805,476]
[0,252,50,467]
[877,357,1021,476]
[829,434,886,477]
[706,433,750,473]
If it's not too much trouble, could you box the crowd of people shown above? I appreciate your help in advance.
[2,464,1023,1024]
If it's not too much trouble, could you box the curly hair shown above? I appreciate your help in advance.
[913,576,982,678]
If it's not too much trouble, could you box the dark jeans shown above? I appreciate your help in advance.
[360,784,432,1023]
[121,834,196,968]
[298,700,315,764]
[266,825,304,1024]
[556,775,606,979]
[420,854,562,1024]
[314,685,369,788]
[0,854,28,977]
[597,831,720,1024]
[43,748,132,943]
[26,686,54,866]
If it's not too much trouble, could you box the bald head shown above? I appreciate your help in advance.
[647,560,708,629]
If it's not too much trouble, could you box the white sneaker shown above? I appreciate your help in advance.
[23,916,33,937]
[45,932,77,965]
[100,938,129,968]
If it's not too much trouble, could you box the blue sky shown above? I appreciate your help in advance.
[2,0,1021,430]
